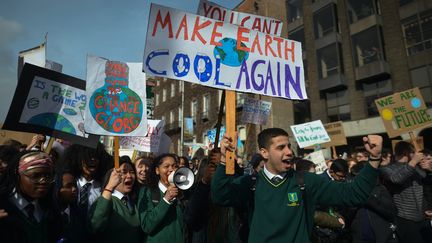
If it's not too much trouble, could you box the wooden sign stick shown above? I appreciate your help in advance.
[225,90,236,175]
[44,137,55,154]
[331,146,337,159]
[409,131,420,151]
[114,137,120,169]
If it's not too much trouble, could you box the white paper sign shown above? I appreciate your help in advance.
[85,55,147,136]
[198,0,283,36]
[240,97,271,125]
[305,150,327,174]
[119,120,164,152]
[143,4,307,100]
[290,120,331,148]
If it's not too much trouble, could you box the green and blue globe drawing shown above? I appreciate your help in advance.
[28,113,76,134]
[214,38,249,67]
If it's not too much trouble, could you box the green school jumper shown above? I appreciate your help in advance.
[138,187,184,243]
[89,196,142,243]
[211,163,378,243]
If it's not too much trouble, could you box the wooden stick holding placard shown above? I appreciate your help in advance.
[225,90,236,175]
[409,131,420,151]
[44,137,55,155]
[114,137,120,169]
[332,146,337,159]
[131,150,138,162]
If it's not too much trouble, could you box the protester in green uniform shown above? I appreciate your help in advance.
[89,159,143,243]
[211,128,383,243]
[0,151,61,243]
[138,153,185,243]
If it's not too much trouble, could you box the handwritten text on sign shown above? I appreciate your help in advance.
[375,87,432,138]
[143,4,306,100]
[290,120,331,148]
[198,0,283,36]
[119,120,164,152]
[19,76,88,137]
[240,97,272,125]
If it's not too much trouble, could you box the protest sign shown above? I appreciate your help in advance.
[3,63,99,147]
[198,0,283,36]
[85,55,147,136]
[146,86,155,119]
[240,97,271,125]
[306,121,347,149]
[18,42,46,79]
[143,4,306,100]
[119,120,164,152]
[290,120,331,148]
[304,150,327,174]
[375,87,432,138]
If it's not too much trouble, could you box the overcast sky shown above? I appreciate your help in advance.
[0,0,240,123]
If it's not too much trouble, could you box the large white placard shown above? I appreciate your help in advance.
[143,4,307,100]
[119,120,164,152]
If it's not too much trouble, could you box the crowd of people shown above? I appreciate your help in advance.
[0,129,431,243]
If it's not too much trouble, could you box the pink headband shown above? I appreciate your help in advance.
[18,152,53,173]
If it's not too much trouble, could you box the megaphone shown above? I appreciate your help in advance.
[168,167,195,190]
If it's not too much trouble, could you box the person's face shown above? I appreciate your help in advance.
[260,135,294,175]
[135,160,149,184]
[19,167,54,200]
[0,159,7,176]
[82,157,100,179]
[179,158,186,167]
[116,163,136,195]
[355,153,368,162]
[330,170,346,182]
[59,173,77,205]
[156,156,176,186]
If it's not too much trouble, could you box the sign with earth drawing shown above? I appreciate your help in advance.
[198,0,283,36]
[85,55,147,136]
[143,4,307,100]
[375,87,432,138]
[3,63,100,148]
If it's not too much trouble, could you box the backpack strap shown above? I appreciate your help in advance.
[296,170,310,236]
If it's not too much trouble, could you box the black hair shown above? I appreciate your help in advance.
[179,156,190,167]
[2,139,23,150]
[330,159,349,174]
[295,158,316,172]
[394,141,415,159]
[61,143,112,182]
[0,145,19,165]
[381,148,391,158]
[350,162,365,177]
[258,128,288,149]
[120,155,132,164]
[148,153,178,189]
[135,156,153,166]
[101,158,137,199]
[420,148,431,156]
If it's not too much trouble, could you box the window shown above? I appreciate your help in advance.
[289,28,305,51]
[155,93,159,106]
[203,94,210,112]
[171,83,175,97]
[402,10,432,56]
[178,107,182,124]
[317,43,343,79]
[286,0,303,23]
[363,79,393,116]
[347,0,379,24]
[411,65,432,107]
[177,138,182,155]
[313,4,338,39]
[170,110,175,124]
[294,100,311,124]
[352,27,385,67]
[162,88,166,102]
[326,90,351,121]
[191,100,198,122]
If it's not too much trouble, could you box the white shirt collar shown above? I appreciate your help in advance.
[78,176,94,187]
[263,165,286,179]
[8,189,42,222]
[326,169,335,181]
[158,181,168,193]
[112,190,126,200]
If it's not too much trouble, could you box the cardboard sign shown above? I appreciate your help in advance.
[198,0,283,36]
[143,4,306,100]
[306,121,347,149]
[375,87,432,138]
[85,55,148,136]
[240,97,271,125]
[304,150,327,174]
[290,120,331,148]
[3,63,99,148]
[119,120,164,152]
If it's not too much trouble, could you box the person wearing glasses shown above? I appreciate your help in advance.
[0,151,61,242]
[89,158,143,243]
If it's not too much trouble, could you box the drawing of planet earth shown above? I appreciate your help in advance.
[213,37,249,67]
[28,113,76,135]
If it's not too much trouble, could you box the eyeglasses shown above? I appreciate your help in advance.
[21,171,55,184]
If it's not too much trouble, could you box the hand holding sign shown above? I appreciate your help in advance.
[220,134,236,164]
